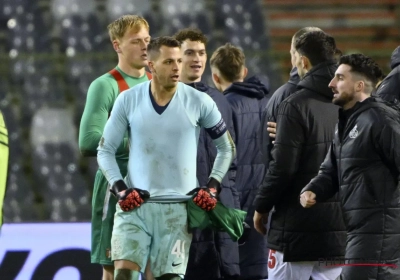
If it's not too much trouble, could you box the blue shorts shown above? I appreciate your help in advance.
[112,202,192,278]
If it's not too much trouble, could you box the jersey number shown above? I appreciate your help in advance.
[268,250,277,269]
[171,240,186,258]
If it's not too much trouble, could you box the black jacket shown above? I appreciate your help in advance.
[224,76,270,279]
[254,61,347,262]
[303,98,400,280]
[260,67,300,163]
[376,46,400,103]
[185,81,240,280]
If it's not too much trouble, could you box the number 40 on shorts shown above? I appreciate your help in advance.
[171,240,186,258]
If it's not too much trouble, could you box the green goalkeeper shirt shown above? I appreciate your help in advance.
[79,67,149,171]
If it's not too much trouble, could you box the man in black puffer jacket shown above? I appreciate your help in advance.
[376,45,400,103]
[174,28,240,280]
[253,31,346,280]
[210,43,270,280]
[301,54,400,280]
[260,27,322,161]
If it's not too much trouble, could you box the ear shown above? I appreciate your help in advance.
[243,67,248,79]
[355,80,364,92]
[112,40,121,53]
[301,56,309,70]
[148,61,155,73]
[212,72,221,85]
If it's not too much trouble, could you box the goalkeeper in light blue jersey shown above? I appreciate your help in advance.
[97,36,235,280]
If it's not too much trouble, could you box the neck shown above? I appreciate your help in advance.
[343,93,370,110]
[150,79,177,106]
[117,60,145,78]
[220,79,243,92]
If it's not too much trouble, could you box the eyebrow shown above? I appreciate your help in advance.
[184,49,206,53]
[130,36,151,41]
[163,58,182,62]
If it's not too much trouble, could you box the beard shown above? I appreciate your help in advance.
[332,91,354,108]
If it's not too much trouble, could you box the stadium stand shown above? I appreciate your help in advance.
[263,0,400,80]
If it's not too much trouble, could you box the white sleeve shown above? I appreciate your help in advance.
[209,131,236,183]
[199,94,223,129]
[97,93,129,186]
[198,94,236,182]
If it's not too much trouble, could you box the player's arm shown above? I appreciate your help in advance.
[253,101,305,214]
[191,127,235,211]
[78,78,129,157]
[97,92,129,186]
[97,91,150,211]
[190,95,235,211]
[97,92,150,211]
[300,142,339,207]
[207,129,236,187]
[202,97,236,188]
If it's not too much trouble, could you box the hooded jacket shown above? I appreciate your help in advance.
[376,46,400,103]
[302,98,400,280]
[224,76,270,279]
[254,61,347,262]
[260,67,300,163]
[185,81,240,280]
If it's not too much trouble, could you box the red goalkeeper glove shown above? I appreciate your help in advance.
[110,180,150,212]
[188,178,220,211]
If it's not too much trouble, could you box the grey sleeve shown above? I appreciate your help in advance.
[209,130,236,183]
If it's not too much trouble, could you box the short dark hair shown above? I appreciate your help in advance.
[295,31,336,66]
[292,27,322,43]
[210,43,245,82]
[173,28,208,45]
[147,36,181,59]
[339,54,383,86]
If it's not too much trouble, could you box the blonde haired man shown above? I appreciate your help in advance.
[210,43,270,280]
[79,15,152,280]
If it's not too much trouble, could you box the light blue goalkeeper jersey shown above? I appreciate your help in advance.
[97,81,233,202]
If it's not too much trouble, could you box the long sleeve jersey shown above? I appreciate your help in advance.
[97,82,235,202]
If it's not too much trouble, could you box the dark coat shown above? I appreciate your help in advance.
[260,67,300,163]
[186,82,240,280]
[376,46,400,103]
[224,76,270,280]
[303,98,400,280]
[254,61,347,262]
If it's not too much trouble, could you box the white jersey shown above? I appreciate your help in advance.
[97,81,226,201]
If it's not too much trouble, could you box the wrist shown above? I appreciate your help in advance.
[207,177,220,191]
[110,180,128,196]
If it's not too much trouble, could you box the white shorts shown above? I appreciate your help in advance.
[268,250,341,280]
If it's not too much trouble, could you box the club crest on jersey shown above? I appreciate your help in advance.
[349,125,358,139]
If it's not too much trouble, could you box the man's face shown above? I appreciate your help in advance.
[329,64,357,108]
[180,39,207,82]
[116,26,151,69]
[150,46,182,89]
